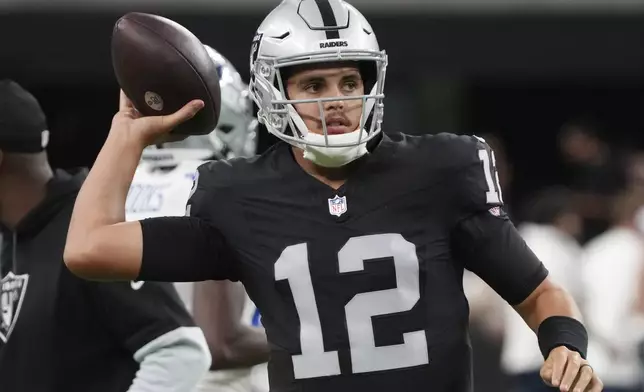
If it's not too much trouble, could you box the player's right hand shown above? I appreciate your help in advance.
[540,346,603,392]
[111,90,204,147]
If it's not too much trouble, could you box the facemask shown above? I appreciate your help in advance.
[301,128,369,168]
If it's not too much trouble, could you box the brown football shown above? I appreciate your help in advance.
[111,12,221,136]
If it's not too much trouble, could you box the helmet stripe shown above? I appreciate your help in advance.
[314,0,340,39]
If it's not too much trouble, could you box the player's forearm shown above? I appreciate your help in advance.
[72,130,142,232]
[515,280,589,360]
[210,325,270,370]
[65,130,144,278]
[515,281,582,331]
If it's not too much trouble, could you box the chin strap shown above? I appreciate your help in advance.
[301,129,369,168]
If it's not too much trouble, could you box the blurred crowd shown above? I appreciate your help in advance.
[467,120,644,392]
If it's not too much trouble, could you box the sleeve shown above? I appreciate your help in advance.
[87,280,196,354]
[450,136,548,305]
[452,211,549,305]
[139,217,239,282]
[127,328,211,392]
[138,162,241,283]
[87,281,211,392]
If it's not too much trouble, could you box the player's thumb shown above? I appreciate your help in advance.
[163,99,205,131]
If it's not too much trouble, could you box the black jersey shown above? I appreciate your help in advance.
[140,133,548,392]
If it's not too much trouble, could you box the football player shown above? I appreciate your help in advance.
[125,46,270,392]
[64,1,604,391]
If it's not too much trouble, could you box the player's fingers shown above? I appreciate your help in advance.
[161,99,204,131]
[570,364,593,392]
[548,347,569,387]
[540,362,555,387]
[119,90,135,112]
[559,352,582,391]
[588,373,603,392]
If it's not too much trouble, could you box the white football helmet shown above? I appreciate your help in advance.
[249,0,387,150]
[144,45,259,163]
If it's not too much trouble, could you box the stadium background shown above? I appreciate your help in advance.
[1,0,643,390]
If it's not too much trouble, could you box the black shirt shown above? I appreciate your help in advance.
[139,133,548,392]
[0,169,194,392]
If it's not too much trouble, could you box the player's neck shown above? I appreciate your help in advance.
[291,147,351,190]
[0,176,51,230]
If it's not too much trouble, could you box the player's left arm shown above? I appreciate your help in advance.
[87,280,211,392]
[451,136,603,392]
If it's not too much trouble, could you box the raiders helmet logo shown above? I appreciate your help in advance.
[0,272,29,343]
[319,40,348,49]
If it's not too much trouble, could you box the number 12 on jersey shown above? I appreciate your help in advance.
[274,233,429,379]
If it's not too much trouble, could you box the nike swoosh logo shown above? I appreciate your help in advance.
[130,281,145,290]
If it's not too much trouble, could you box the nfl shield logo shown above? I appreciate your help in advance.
[488,206,502,217]
[328,195,348,217]
[0,272,29,343]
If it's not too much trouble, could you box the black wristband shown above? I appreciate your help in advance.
[537,316,588,360]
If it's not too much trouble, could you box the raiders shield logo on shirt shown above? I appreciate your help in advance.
[0,272,29,343]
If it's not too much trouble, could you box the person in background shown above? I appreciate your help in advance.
[558,118,625,242]
[0,80,211,392]
[582,189,644,392]
[501,187,584,391]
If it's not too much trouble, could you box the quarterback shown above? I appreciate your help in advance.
[64,1,603,391]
